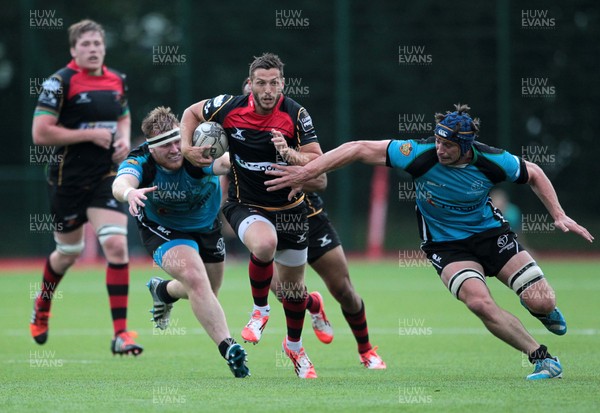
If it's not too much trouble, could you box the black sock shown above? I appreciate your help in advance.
[528,344,552,363]
[218,338,237,359]
[156,280,179,304]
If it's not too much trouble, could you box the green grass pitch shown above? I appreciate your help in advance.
[1,259,599,412]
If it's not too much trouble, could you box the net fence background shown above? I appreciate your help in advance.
[1,0,598,256]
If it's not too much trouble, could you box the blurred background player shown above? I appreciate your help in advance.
[112,106,249,377]
[489,188,522,234]
[265,103,594,380]
[241,79,385,369]
[181,53,323,379]
[30,19,141,355]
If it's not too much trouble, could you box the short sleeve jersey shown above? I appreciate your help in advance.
[386,137,529,242]
[202,93,318,209]
[34,60,129,187]
[117,143,221,232]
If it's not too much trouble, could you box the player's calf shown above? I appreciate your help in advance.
[510,262,566,335]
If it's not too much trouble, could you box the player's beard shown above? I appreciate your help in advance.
[253,91,279,114]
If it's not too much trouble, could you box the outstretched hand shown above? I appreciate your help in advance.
[126,186,158,216]
[554,215,594,243]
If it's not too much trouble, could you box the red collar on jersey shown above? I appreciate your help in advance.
[67,59,107,76]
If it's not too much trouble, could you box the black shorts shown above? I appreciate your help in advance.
[420,224,525,277]
[307,211,341,264]
[221,201,309,251]
[48,175,126,233]
[136,214,225,264]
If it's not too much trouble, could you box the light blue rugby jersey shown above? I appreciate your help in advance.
[387,137,529,242]
[117,143,221,232]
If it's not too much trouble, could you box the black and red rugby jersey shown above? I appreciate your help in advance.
[34,60,129,188]
[203,93,318,209]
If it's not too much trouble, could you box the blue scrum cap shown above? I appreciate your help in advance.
[434,105,478,155]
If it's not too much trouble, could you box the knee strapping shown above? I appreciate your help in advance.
[509,262,544,295]
[97,225,127,245]
[54,235,85,256]
[237,215,274,243]
[447,268,486,299]
[275,248,308,267]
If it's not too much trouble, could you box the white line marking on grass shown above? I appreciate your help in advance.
[5,359,100,364]
[6,327,600,337]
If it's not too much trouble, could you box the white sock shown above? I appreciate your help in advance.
[253,304,270,317]
[285,337,302,352]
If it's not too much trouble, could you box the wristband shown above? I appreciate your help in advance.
[123,187,134,201]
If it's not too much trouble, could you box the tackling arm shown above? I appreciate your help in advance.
[211,152,231,176]
[265,139,391,198]
[270,129,327,191]
[303,173,327,192]
[112,173,140,202]
[112,173,156,217]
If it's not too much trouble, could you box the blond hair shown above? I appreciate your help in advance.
[68,19,105,47]
[141,106,179,138]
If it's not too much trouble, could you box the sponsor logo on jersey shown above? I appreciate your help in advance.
[426,197,479,212]
[426,180,445,188]
[42,77,61,92]
[203,100,212,114]
[79,121,117,130]
[117,167,141,180]
[213,94,226,108]
[39,90,58,106]
[126,159,139,165]
[37,78,62,106]
[299,110,313,132]
[38,79,61,106]
[234,154,286,171]
[400,142,412,156]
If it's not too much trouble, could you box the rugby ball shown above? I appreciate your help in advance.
[192,121,228,159]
